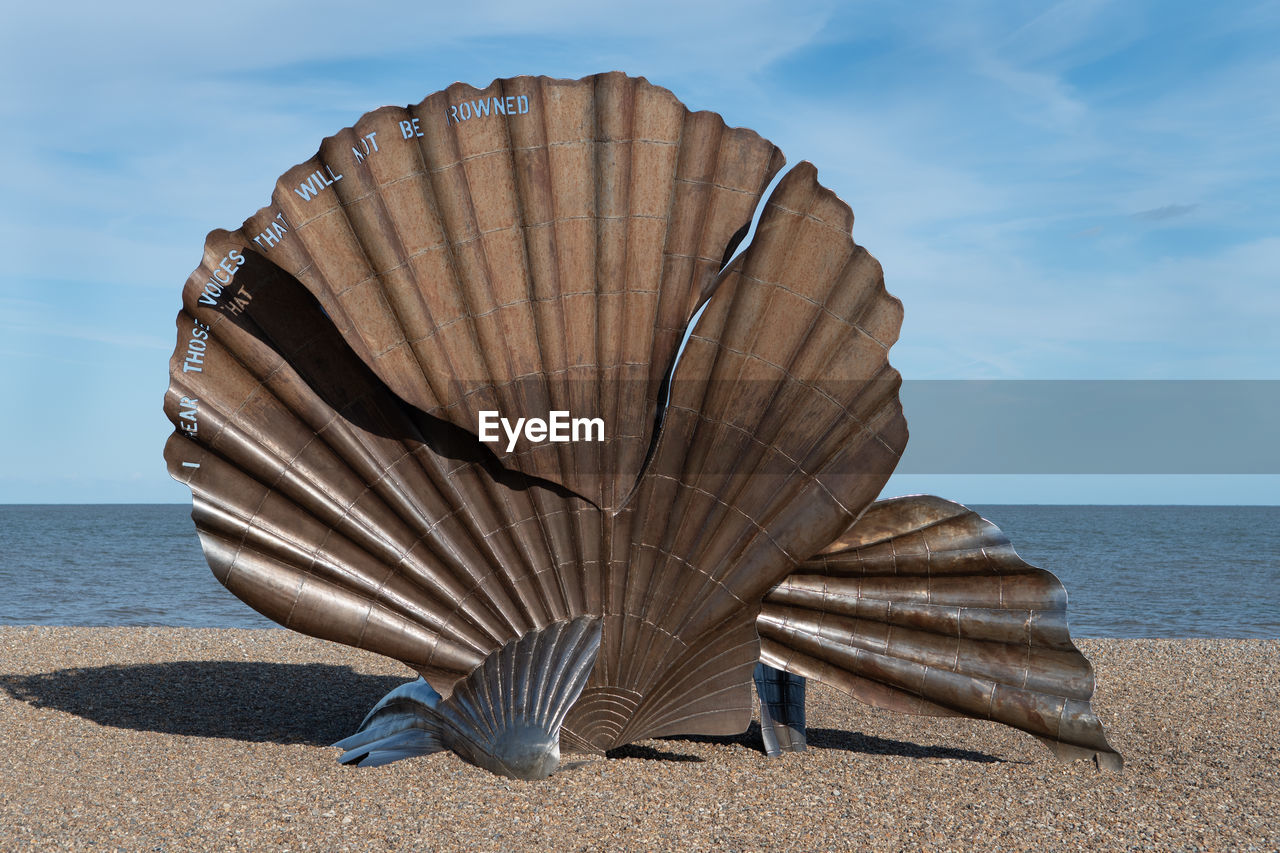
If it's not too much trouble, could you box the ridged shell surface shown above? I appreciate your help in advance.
[164,72,907,751]
[215,72,783,509]
[759,495,1122,769]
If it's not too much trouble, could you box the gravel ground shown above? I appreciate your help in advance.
[0,627,1275,852]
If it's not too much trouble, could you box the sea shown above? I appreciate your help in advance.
[0,504,1276,638]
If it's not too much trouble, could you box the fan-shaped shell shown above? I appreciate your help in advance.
[164,72,907,752]
[760,495,1122,769]
[224,72,784,510]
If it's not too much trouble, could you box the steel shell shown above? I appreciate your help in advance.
[164,72,907,752]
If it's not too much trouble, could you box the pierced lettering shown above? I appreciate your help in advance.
[222,286,254,317]
[198,249,246,305]
[352,131,379,163]
[252,212,289,251]
[294,165,343,201]
[178,395,199,436]
[182,321,210,373]
[447,94,529,126]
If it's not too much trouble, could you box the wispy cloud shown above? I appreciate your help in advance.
[1132,203,1198,221]
[2,0,1277,501]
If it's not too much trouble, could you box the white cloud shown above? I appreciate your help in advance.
[2,0,1277,501]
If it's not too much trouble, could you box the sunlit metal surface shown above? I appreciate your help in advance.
[336,618,601,779]
[761,495,1122,770]
[164,72,1118,777]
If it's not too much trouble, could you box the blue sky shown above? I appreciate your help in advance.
[1,0,1276,504]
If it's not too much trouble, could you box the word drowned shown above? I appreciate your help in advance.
[295,165,343,201]
[397,95,532,137]
[479,410,604,453]
[448,94,530,126]
[252,211,290,251]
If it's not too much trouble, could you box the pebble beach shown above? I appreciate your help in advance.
[1,627,1275,851]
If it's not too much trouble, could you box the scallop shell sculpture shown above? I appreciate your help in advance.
[165,72,1120,779]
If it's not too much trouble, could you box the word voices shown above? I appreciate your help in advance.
[478,411,604,452]
[198,249,245,305]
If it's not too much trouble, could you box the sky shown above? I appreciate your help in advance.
[1,0,1276,505]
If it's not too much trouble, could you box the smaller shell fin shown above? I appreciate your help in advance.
[440,616,602,779]
[336,618,602,780]
[333,678,446,766]
[759,495,1124,770]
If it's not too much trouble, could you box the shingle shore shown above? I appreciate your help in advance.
[0,627,1275,851]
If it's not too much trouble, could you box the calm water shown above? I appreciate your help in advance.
[0,504,1276,637]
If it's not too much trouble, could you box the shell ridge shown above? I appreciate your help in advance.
[618,616,758,741]
[590,75,614,509]
[612,74,651,510]
[606,89,694,513]
[524,618,555,726]
[431,109,521,414]
[538,618,591,727]
[554,621,604,731]
[480,475,560,631]
[265,181,373,366]
[341,138,458,416]
[516,77,581,503]
[464,647,504,743]
[530,618,568,727]
[579,76,608,509]
[377,104,475,413]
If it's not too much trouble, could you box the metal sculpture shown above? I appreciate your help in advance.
[164,72,1120,779]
